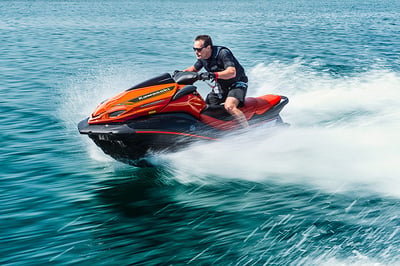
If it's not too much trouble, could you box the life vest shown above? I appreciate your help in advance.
[202,46,227,72]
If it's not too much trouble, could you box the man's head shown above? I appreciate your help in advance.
[193,35,213,60]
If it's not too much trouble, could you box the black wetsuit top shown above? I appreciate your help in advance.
[193,46,248,90]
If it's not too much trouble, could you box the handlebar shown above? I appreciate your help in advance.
[172,71,200,85]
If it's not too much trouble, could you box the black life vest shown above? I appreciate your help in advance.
[203,46,229,73]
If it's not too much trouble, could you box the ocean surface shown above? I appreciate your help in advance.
[1,0,399,265]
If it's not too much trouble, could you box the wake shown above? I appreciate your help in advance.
[60,61,400,197]
[162,62,400,198]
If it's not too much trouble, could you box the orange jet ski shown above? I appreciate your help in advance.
[78,71,289,166]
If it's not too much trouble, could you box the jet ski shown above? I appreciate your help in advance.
[78,71,289,166]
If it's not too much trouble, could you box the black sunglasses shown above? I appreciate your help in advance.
[193,45,207,52]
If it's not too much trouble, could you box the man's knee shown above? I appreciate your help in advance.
[224,103,234,112]
[224,97,239,112]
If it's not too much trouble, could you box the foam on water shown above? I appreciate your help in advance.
[162,61,400,197]
[248,61,400,128]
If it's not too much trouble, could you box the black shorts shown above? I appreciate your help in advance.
[206,81,248,107]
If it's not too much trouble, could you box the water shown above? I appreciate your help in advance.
[1,0,399,264]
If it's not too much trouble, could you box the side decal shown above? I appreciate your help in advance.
[128,86,175,103]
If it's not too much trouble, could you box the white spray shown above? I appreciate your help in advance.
[61,62,400,197]
[163,61,400,197]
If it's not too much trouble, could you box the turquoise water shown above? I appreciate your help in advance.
[1,0,400,264]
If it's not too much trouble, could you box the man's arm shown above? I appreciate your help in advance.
[215,66,236,80]
[216,49,237,80]
[183,66,198,72]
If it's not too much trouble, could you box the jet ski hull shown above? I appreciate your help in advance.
[78,102,287,166]
[78,113,219,166]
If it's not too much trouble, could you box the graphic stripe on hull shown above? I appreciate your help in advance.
[135,130,218,141]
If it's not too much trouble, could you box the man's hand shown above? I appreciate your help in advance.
[199,72,216,81]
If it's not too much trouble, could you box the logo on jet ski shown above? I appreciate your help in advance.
[129,86,175,103]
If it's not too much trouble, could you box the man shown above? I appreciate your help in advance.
[184,35,249,128]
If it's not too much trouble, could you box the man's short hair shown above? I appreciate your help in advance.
[195,35,213,47]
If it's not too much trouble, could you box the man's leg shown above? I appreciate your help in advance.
[224,97,249,128]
